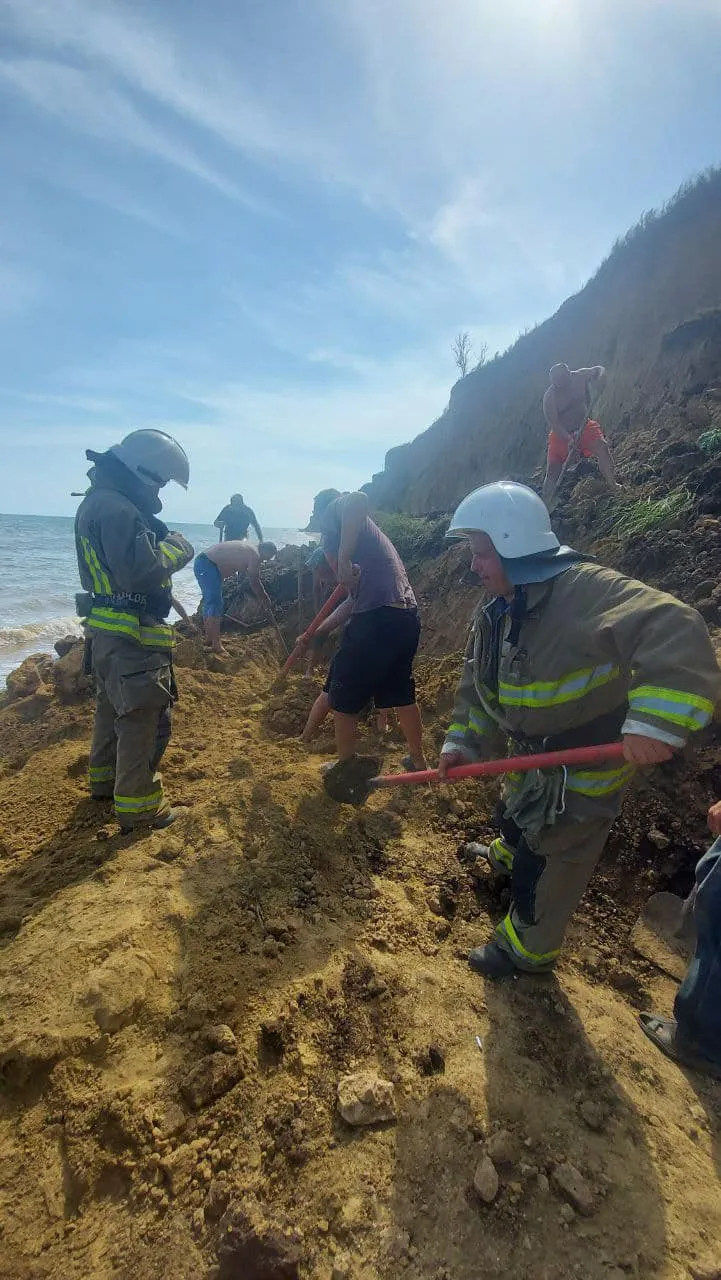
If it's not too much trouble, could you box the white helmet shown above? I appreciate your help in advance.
[446,481,559,558]
[109,429,190,489]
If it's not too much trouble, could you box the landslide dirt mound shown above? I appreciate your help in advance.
[1,628,720,1280]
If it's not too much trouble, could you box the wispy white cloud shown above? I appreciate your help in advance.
[1,389,119,413]
[0,57,263,207]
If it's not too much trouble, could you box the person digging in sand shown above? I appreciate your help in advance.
[542,361,621,507]
[297,567,412,757]
[638,798,721,1079]
[302,489,427,776]
[440,480,720,981]
[194,540,277,656]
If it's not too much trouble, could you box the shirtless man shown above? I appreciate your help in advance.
[194,540,277,655]
[542,362,620,506]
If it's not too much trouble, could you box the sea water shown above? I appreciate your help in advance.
[0,513,308,687]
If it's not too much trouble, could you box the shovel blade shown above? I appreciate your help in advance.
[631,891,694,981]
[322,755,382,806]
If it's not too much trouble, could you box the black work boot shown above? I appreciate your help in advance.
[468,940,519,980]
[119,808,178,836]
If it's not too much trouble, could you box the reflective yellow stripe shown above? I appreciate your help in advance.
[447,722,468,735]
[89,765,115,780]
[159,539,185,568]
[566,764,634,797]
[80,536,102,592]
[495,913,561,967]
[114,790,163,812]
[87,609,175,649]
[489,837,514,870]
[469,708,493,734]
[80,536,111,593]
[499,663,620,709]
[629,685,714,732]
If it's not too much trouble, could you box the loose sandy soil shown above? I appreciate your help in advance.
[0,631,719,1280]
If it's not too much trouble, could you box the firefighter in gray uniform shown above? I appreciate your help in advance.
[440,482,720,979]
[74,430,194,831]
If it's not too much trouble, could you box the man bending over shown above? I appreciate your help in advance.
[194,540,277,656]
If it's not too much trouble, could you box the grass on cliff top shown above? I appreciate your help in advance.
[374,511,450,563]
[612,487,694,541]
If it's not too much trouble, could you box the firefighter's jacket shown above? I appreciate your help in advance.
[75,459,194,651]
[443,562,720,805]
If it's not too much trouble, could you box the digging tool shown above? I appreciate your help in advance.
[276,583,347,682]
[265,601,290,657]
[631,890,695,981]
[322,741,627,806]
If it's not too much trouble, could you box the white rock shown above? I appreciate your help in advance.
[336,1072,396,1127]
[473,1154,499,1204]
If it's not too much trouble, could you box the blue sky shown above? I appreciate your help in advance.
[0,0,720,526]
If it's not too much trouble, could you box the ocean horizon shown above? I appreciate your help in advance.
[0,513,309,686]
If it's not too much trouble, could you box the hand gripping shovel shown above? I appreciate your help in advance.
[322,742,627,806]
[274,584,348,686]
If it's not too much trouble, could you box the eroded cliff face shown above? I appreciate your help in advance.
[365,171,721,514]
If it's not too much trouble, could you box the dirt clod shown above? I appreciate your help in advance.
[336,1072,396,1127]
[551,1163,596,1217]
[180,1054,244,1110]
[205,1024,238,1055]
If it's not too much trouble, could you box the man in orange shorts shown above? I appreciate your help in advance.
[542,362,621,506]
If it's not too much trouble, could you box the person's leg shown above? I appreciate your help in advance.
[483,814,613,974]
[107,642,174,829]
[115,707,172,828]
[395,704,427,769]
[589,438,622,493]
[302,692,331,743]
[333,710,361,761]
[196,557,228,654]
[542,459,564,507]
[375,610,426,769]
[150,703,172,773]
[673,842,721,1063]
[326,615,376,763]
[88,676,117,798]
[204,615,228,655]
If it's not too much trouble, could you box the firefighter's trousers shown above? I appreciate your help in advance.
[489,789,626,971]
[88,631,173,827]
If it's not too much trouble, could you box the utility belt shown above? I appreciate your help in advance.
[510,704,627,755]
[75,590,171,619]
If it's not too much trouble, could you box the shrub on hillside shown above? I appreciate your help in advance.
[374,512,449,563]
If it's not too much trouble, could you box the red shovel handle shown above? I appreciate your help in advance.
[280,583,347,677]
[370,742,626,789]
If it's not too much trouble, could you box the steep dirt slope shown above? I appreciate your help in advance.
[1,627,720,1280]
[364,170,721,514]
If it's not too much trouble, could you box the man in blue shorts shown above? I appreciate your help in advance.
[194,540,276,656]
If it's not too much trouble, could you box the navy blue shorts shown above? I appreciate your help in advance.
[194,554,224,618]
[325,606,420,715]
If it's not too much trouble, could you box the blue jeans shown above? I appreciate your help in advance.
[674,838,721,1064]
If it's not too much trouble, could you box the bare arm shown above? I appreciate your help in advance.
[170,595,190,624]
[577,365,606,386]
[338,492,368,588]
[247,558,271,607]
[315,596,354,638]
